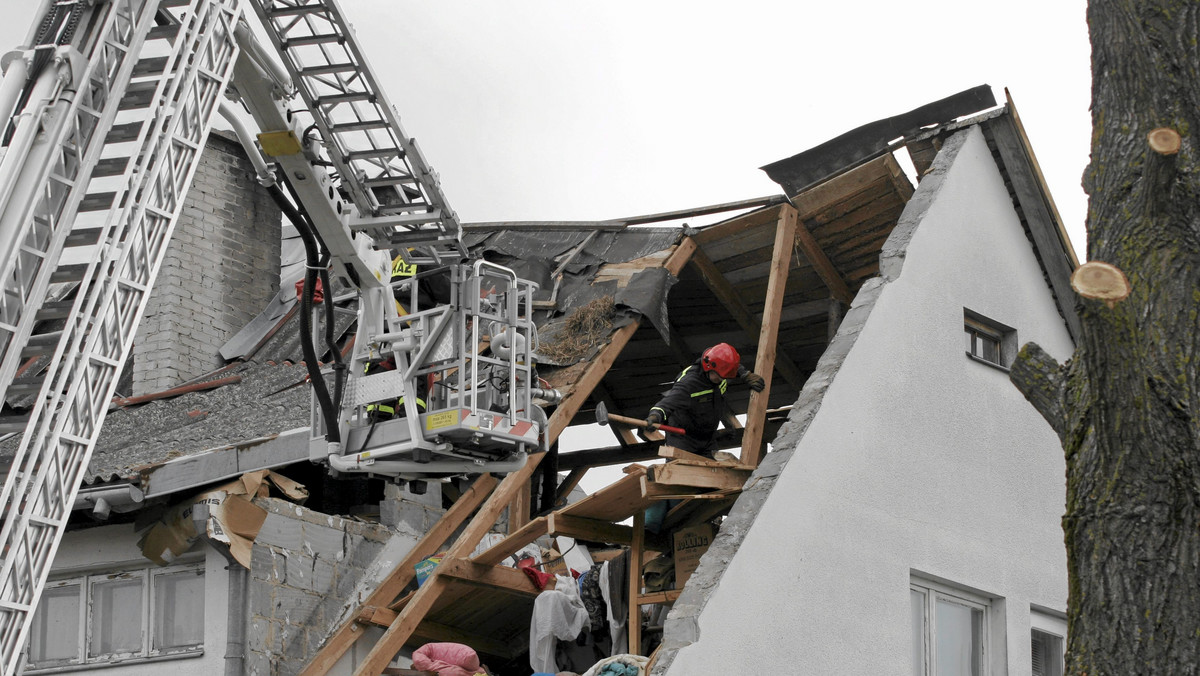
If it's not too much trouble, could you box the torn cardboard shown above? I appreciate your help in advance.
[138,469,307,568]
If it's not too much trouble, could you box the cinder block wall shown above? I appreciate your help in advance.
[132,131,281,396]
[248,499,397,676]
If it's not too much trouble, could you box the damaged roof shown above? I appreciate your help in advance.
[1,86,1078,503]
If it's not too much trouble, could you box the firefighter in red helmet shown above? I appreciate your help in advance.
[645,343,765,457]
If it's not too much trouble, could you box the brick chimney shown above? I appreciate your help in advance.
[132,132,282,396]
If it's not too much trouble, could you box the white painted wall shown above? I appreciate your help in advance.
[666,126,1075,675]
[32,523,230,675]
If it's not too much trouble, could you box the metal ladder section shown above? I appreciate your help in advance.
[246,0,466,265]
[0,0,243,670]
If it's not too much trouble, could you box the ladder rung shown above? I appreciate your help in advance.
[315,91,373,106]
[49,263,88,284]
[93,156,130,177]
[78,192,116,212]
[330,120,391,133]
[345,148,400,162]
[132,56,169,78]
[283,33,344,48]
[105,121,143,144]
[363,175,419,188]
[59,432,89,446]
[300,62,358,77]
[268,3,329,17]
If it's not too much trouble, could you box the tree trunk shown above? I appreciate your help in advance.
[1009,1,1200,673]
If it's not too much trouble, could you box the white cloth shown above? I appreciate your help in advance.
[529,574,589,673]
[599,561,628,655]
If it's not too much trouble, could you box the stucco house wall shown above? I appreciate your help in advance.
[663,125,1075,675]
[33,524,230,675]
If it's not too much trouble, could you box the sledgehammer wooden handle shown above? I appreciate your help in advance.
[607,411,686,436]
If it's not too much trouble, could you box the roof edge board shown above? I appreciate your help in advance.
[761,85,998,196]
[983,111,1083,343]
[462,195,787,232]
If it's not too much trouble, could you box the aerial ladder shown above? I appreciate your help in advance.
[0,1,555,672]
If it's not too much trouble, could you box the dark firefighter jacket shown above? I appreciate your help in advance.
[649,359,729,455]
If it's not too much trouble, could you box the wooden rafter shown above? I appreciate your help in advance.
[320,237,703,676]
[298,473,497,676]
[743,205,798,466]
[688,244,808,388]
[352,450,547,676]
[793,217,853,305]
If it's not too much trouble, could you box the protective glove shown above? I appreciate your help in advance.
[645,409,664,430]
[743,371,766,392]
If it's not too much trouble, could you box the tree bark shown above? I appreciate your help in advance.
[1010,1,1200,673]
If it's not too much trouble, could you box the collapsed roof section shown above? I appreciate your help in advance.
[3,86,1078,508]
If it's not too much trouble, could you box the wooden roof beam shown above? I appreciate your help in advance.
[687,243,807,389]
[793,217,853,305]
[436,557,541,598]
[743,205,798,466]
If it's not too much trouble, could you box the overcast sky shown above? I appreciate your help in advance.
[1,2,1093,491]
[2,1,1092,252]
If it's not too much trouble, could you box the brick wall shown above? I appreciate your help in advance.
[132,132,281,396]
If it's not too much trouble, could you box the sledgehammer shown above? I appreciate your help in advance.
[595,401,686,435]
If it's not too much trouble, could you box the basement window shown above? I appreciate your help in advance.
[26,563,204,670]
[964,309,1016,371]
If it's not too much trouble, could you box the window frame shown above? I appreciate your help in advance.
[1030,608,1067,676]
[911,578,992,676]
[963,309,1017,372]
[26,562,205,671]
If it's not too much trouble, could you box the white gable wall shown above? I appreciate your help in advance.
[665,126,1074,675]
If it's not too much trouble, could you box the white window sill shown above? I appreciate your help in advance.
[25,649,203,674]
[965,351,1011,373]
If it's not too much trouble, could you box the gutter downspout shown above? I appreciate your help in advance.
[192,503,247,676]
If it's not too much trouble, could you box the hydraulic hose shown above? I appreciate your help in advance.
[317,252,346,411]
[265,183,340,443]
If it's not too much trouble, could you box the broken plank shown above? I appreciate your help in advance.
[472,516,549,567]
[650,463,751,492]
[548,513,634,546]
[561,465,651,523]
[637,589,682,606]
[658,446,752,470]
[436,557,540,597]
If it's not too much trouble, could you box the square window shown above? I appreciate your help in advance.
[29,582,81,666]
[88,574,145,658]
[963,310,1016,371]
[153,568,205,652]
[912,578,991,676]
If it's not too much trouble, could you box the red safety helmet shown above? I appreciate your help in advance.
[701,343,741,379]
